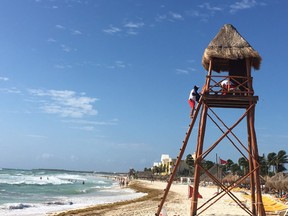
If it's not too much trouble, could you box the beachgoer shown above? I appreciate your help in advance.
[188,85,200,118]
[221,79,237,95]
[221,79,229,95]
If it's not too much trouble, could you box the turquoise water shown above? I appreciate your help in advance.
[0,168,143,216]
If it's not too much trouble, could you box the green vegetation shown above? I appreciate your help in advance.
[142,150,287,178]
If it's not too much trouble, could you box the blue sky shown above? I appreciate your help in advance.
[0,0,287,172]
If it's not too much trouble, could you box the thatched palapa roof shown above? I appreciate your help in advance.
[265,172,288,191]
[202,24,262,72]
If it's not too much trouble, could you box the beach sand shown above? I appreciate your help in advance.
[51,179,256,216]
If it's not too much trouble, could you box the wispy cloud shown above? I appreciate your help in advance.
[54,64,72,69]
[176,67,197,75]
[55,24,65,30]
[60,44,77,52]
[229,0,257,13]
[198,3,223,12]
[61,44,71,52]
[28,89,98,118]
[63,119,118,126]
[47,38,57,43]
[55,24,83,36]
[63,119,118,131]
[72,30,82,35]
[104,22,145,36]
[186,2,224,22]
[106,60,128,69]
[124,22,144,28]
[176,69,189,75]
[0,87,21,94]
[0,76,9,81]
[186,9,210,22]
[156,11,184,22]
[169,12,183,20]
[123,22,145,35]
[103,25,121,35]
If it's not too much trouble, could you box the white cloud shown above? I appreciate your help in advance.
[176,69,189,75]
[0,76,9,81]
[126,29,138,35]
[103,25,121,35]
[156,11,184,22]
[55,24,65,29]
[169,12,183,20]
[0,87,21,94]
[47,38,57,43]
[63,119,118,126]
[198,3,223,11]
[124,22,144,28]
[123,22,144,35]
[54,64,72,69]
[72,30,82,35]
[29,89,98,118]
[106,60,128,69]
[62,119,118,131]
[61,44,72,52]
[155,14,167,22]
[229,0,257,13]
[115,61,126,68]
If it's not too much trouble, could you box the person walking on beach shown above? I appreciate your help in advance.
[188,85,200,118]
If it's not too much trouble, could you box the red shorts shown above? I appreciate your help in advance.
[188,99,195,109]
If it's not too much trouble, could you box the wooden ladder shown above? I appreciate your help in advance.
[155,98,203,216]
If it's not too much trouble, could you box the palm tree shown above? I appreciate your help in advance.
[185,154,194,176]
[222,159,234,173]
[258,154,268,176]
[238,157,249,175]
[202,160,214,170]
[267,152,277,174]
[230,163,241,175]
[275,150,288,173]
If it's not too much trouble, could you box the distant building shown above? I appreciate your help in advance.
[152,154,189,175]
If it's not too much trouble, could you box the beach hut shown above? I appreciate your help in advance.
[265,172,288,197]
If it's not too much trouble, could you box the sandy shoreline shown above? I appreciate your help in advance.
[50,179,259,216]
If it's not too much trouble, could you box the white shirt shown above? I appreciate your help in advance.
[189,89,197,101]
[221,79,229,86]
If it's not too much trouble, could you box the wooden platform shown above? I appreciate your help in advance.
[202,94,258,109]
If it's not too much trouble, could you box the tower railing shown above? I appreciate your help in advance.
[204,75,254,96]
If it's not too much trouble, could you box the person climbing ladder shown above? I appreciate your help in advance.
[188,85,200,118]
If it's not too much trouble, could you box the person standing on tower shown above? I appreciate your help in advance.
[188,85,200,118]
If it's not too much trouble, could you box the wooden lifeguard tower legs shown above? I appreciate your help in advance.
[190,103,208,216]
[190,100,266,216]
[247,105,266,216]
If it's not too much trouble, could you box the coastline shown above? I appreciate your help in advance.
[50,179,167,216]
[50,179,287,216]
[50,179,246,216]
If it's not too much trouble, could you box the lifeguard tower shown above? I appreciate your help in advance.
[156,24,266,216]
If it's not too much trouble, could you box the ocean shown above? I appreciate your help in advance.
[0,168,144,216]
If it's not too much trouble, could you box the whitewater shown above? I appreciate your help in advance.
[0,168,144,216]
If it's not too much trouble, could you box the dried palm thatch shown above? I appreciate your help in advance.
[222,173,239,183]
[265,172,288,191]
[202,24,262,72]
[285,177,288,190]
